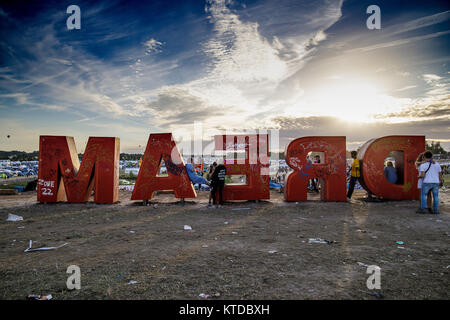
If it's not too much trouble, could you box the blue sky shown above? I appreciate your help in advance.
[0,0,449,153]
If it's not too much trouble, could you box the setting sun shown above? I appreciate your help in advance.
[307,81,399,122]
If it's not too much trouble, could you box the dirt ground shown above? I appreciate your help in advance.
[0,188,449,300]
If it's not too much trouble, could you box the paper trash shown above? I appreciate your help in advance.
[7,213,23,222]
[24,240,68,253]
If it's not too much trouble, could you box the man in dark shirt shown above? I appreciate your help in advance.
[210,160,226,206]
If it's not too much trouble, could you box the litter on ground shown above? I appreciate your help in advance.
[308,238,334,244]
[27,294,52,300]
[357,262,370,268]
[6,213,23,222]
[24,240,68,253]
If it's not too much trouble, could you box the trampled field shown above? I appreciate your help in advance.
[0,189,449,300]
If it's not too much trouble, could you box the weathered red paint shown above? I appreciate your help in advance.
[37,136,120,203]
[131,133,196,200]
[36,133,427,204]
[214,134,270,201]
[357,135,425,200]
[284,136,347,202]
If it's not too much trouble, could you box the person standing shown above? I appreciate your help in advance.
[306,156,319,193]
[417,151,443,214]
[207,162,217,206]
[415,151,433,212]
[313,155,321,192]
[347,151,360,200]
[210,159,226,207]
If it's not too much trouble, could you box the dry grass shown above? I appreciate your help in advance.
[0,189,449,300]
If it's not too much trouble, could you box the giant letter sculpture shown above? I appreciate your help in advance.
[357,135,425,200]
[131,133,196,201]
[38,136,119,203]
[284,136,347,202]
[214,134,270,201]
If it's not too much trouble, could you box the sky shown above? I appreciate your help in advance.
[0,0,449,154]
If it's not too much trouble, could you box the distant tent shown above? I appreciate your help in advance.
[269,181,282,189]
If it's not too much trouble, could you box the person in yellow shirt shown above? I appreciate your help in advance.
[347,151,360,200]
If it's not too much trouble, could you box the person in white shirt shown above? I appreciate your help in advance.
[417,151,443,214]
[415,151,433,212]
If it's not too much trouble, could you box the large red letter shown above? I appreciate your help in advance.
[358,135,425,200]
[284,136,347,202]
[214,134,270,201]
[38,136,120,203]
[131,133,196,201]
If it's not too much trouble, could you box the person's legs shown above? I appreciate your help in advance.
[420,183,432,210]
[218,183,224,205]
[431,184,439,213]
[209,181,215,205]
[211,186,217,205]
[426,189,432,210]
[312,178,319,192]
[417,188,422,209]
[347,176,356,199]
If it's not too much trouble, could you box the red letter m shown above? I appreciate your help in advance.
[37,136,120,203]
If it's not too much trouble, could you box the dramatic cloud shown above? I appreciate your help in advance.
[0,1,448,152]
[268,115,450,151]
[204,0,288,82]
[140,87,224,126]
[423,74,443,84]
[374,95,450,120]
